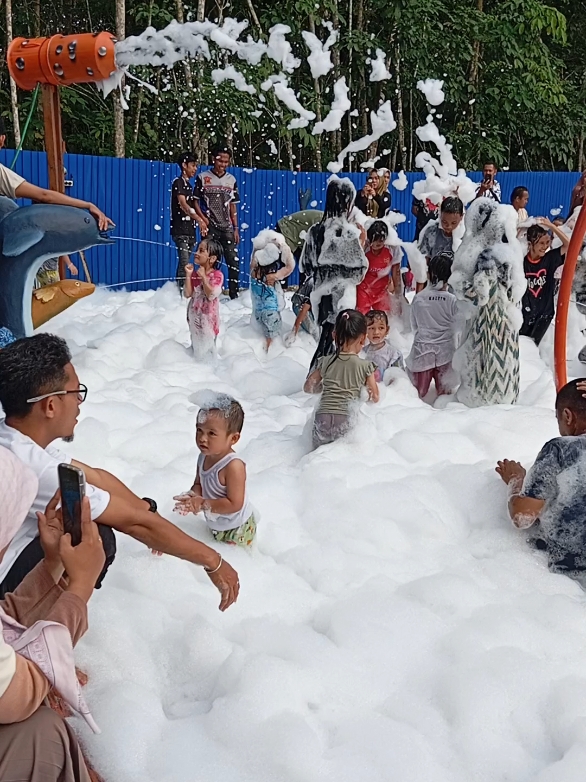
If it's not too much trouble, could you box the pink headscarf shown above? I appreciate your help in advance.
[0,447,99,733]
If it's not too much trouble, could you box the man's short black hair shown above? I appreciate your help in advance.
[556,379,586,419]
[211,142,232,159]
[0,334,71,418]
[483,161,497,169]
[177,151,197,169]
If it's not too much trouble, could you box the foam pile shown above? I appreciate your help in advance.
[39,284,586,782]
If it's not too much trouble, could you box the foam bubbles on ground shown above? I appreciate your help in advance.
[45,284,586,781]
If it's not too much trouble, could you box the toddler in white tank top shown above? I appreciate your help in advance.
[173,394,256,547]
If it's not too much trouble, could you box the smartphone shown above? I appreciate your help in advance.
[58,463,86,547]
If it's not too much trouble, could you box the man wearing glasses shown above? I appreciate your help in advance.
[0,334,239,611]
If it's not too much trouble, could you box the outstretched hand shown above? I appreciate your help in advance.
[496,459,526,486]
[173,492,204,516]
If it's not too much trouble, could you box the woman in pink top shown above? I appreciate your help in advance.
[184,237,225,359]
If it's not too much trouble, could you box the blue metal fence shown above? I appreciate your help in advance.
[0,147,579,291]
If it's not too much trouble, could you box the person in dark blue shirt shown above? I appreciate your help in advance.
[496,379,586,585]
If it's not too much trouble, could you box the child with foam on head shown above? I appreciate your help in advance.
[174,394,257,547]
[184,237,224,359]
[356,220,401,315]
[363,310,403,382]
[406,252,459,399]
[250,231,295,351]
[496,379,586,587]
[304,309,379,448]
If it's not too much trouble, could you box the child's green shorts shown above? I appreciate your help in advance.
[212,515,257,548]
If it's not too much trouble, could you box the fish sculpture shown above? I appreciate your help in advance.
[0,197,114,339]
[32,279,96,328]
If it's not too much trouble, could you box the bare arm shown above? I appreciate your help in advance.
[392,263,401,292]
[274,244,296,281]
[366,373,380,402]
[14,181,113,231]
[304,367,323,394]
[230,201,239,230]
[204,460,246,515]
[178,194,208,235]
[495,459,544,528]
[184,264,194,298]
[541,219,570,255]
[71,460,150,512]
[293,302,311,334]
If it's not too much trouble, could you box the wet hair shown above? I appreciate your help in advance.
[527,225,549,245]
[199,236,223,268]
[366,310,389,328]
[556,379,586,420]
[211,142,232,159]
[198,395,244,434]
[367,220,388,244]
[333,309,367,357]
[322,178,356,220]
[429,252,453,286]
[0,334,71,418]
[177,151,197,168]
[511,186,528,204]
[441,197,464,216]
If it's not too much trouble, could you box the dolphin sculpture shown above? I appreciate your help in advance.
[0,197,114,339]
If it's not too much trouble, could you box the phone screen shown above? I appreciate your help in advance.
[58,464,86,546]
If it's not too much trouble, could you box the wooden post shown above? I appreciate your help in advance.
[41,84,67,279]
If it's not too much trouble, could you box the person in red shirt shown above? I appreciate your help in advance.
[356,221,400,314]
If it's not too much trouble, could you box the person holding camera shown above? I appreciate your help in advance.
[475,161,501,203]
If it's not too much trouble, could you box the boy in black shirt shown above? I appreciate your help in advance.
[170,152,208,291]
[497,379,586,586]
[520,219,569,345]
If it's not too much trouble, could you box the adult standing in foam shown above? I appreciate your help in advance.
[0,334,240,610]
[300,177,368,373]
[194,144,241,299]
[450,199,526,407]
[170,151,209,292]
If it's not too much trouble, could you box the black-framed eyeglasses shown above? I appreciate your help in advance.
[26,383,88,404]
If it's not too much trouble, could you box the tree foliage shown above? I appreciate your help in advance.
[0,0,583,171]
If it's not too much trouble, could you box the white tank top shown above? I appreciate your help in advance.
[197,452,252,532]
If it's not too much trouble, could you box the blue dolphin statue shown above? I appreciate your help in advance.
[0,197,114,339]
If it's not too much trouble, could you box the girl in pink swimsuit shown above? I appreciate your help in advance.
[184,237,224,359]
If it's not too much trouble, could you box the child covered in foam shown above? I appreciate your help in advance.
[174,394,257,547]
[496,379,586,586]
[250,230,295,351]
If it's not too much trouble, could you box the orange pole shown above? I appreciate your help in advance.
[554,204,586,390]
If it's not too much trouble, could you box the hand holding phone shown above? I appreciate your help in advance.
[58,464,86,547]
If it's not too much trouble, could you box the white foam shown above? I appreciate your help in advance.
[39,281,586,782]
